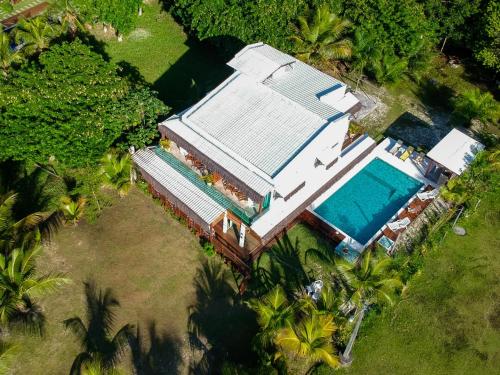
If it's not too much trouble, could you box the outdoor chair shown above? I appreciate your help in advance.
[387,217,411,231]
[389,139,403,155]
[400,146,415,161]
[417,188,439,201]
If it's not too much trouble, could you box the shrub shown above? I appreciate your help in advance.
[202,241,216,257]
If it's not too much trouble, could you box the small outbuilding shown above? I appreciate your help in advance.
[425,128,484,180]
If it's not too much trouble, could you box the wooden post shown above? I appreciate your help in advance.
[223,212,229,233]
[239,223,246,247]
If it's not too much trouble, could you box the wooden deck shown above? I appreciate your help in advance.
[380,185,435,242]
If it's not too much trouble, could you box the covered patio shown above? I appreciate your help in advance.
[425,128,484,179]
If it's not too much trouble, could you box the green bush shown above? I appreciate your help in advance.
[202,241,216,257]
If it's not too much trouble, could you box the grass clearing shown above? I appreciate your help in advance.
[96,2,230,111]
[12,188,254,374]
[336,191,500,375]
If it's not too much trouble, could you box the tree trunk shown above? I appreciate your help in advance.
[440,36,448,53]
[341,304,367,366]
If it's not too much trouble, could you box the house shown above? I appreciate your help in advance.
[133,42,372,273]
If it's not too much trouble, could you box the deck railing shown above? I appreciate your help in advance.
[154,147,253,225]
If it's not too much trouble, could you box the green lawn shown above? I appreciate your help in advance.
[12,189,256,374]
[98,2,230,111]
[336,191,500,375]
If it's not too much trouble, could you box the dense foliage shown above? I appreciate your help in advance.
[73,0,142,34]
[170,0,500,79]
[0,39,167,167]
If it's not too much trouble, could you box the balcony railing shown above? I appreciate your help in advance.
[154,147,253,225]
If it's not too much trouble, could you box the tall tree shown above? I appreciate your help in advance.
[64,281,133,375]
[0,193,60,255]
[0,244,69,332]
[335,249,402,363]
[291,4,352,65]
[0,39,168,168]
[15,17,55,55]
[99,152,132,198]
[275,310,339,371]
[51,0,85,36]
[0,31,23,76]
[246,286,295,350]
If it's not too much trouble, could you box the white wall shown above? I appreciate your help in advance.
[272,114,350,199]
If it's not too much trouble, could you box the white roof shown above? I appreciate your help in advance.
[164,43,357,180]
[427,129,484,175]
[161,115,274,196]
[182,73,329,176]
[133,148,225,225]
[228,43,295,82]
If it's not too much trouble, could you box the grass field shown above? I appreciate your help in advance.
[336,191,500,375]
[98,2,230,111]
[12,189,255,374]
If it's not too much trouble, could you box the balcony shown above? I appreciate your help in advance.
[154,146,261,225]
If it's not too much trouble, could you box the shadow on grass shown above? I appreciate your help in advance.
[129,322,183,375]
[187,259,258,374]
[384,111,452,150]
[152,38,231,112]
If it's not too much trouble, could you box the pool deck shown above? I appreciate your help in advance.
[308,137,437,253]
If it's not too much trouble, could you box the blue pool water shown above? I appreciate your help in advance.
[314,158,423,244]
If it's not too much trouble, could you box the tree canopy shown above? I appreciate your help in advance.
[72,0,142,34]
[0,39,168,168]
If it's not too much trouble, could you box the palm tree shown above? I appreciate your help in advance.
[291,4,352,65]
[0,30,23,77]
[453,88,500,126]
[80,357,123,375]
[0,193,60,255]
[100,153,132,198]
[64,281,133,375]
[246,286,295,350]
[51,0,84,37]
[275,310,339,371]
[15,16,55,55]
[335,249,402,363]
[0,340,17,374]
[60,195,87,225]
[0,244,69,332]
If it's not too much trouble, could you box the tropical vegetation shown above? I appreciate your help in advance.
[290,4,352,66]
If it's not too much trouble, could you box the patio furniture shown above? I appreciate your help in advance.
[387,217,411,231]
[306,280,324,302]
[414,151,425,164]
[417,188,439,201]
[377,235,395,252]
[399,146,415,161]
[389,139,403,155]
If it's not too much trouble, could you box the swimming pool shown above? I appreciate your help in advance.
[314,158,423,245]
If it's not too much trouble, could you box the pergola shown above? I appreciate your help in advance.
[426,128,484,178]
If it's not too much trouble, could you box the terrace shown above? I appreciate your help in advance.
[163,141,265,225]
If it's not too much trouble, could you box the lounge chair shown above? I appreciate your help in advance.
[417,188,439,201]
[387,217,411,231]
[389,139,403,155]
[377,235,395,252]
[399,146,414,161]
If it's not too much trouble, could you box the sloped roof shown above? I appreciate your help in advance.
[427,128,484,175]
[133,148,225,225]
[160,115,273,198]
[182,73,330,176]
[227,43,295,82]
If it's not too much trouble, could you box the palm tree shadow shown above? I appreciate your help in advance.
[129,321,183,375]
[64,280,133,374]
[268,233,310,295]
[187,259,258,374]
